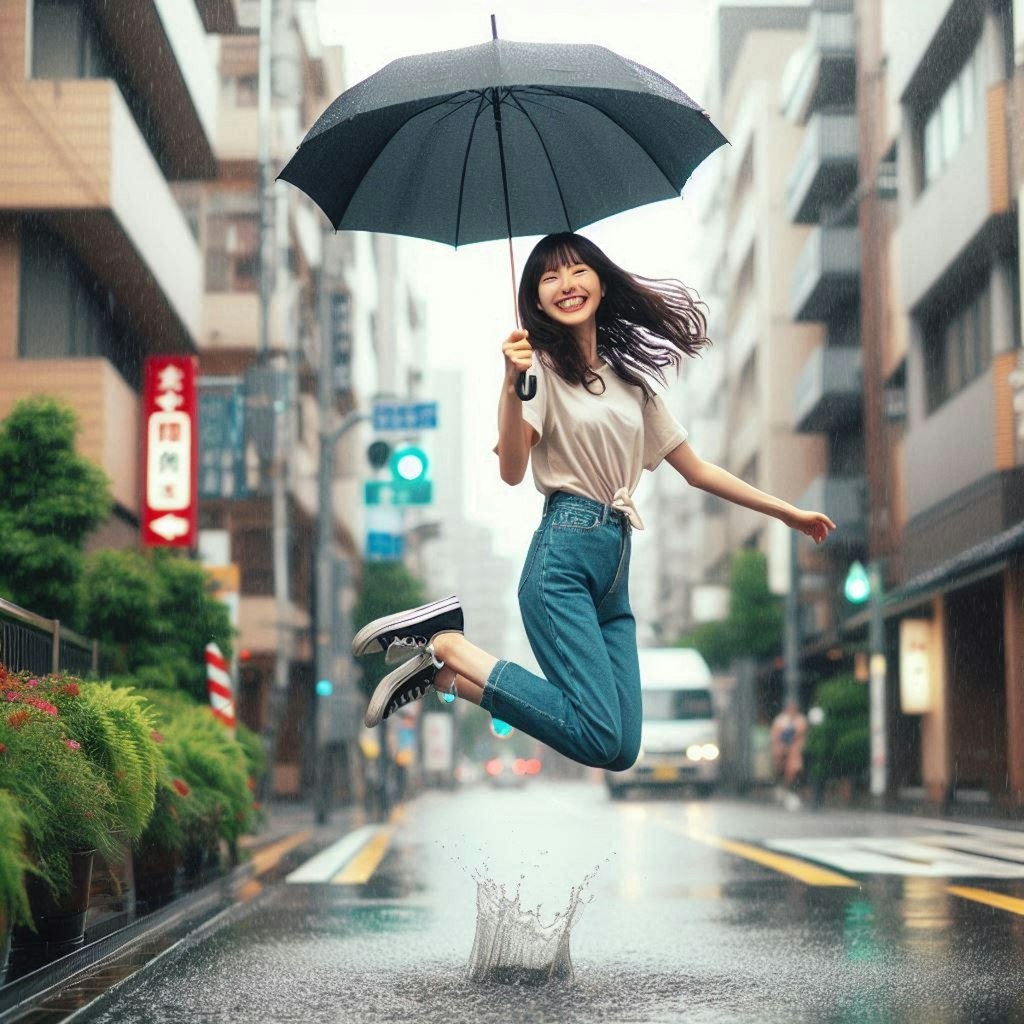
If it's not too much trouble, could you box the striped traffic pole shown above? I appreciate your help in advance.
[205,642,236,738]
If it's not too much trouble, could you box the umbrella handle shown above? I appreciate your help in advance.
[516,371,537,401]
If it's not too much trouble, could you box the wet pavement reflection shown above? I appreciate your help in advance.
[74,782,1024,1023]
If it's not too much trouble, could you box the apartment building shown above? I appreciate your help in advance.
[0,0,221,549]
[856,0,1023,806]
[779,0,868,671]
[661,6,828,675]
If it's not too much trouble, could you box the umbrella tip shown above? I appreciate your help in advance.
[490,13,498,39]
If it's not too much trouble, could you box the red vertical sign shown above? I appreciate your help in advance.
[141,356,199,549]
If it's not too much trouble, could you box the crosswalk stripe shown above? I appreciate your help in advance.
[947,886,1024,917]
[767,837,1024,878]
[332,827,393,884]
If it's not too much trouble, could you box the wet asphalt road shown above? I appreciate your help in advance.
[75,780,1024,1024]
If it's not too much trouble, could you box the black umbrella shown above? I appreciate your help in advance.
[279,20,728,399]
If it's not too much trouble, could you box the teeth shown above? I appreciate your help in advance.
[557,297,585,309]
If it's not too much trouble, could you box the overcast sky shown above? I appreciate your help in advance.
[315,0,723,560]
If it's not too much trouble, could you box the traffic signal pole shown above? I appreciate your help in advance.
[314,270,370,824]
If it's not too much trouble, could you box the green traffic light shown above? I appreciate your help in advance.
[844,561,871,604]
[390,445,428,482]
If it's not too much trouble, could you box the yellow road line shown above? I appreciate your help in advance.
[250,830,314,878]
[332,826,393,885]
[697,835,859,888]
[947,886,1024,916]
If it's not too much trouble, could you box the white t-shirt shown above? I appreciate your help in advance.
[499,357,688,529]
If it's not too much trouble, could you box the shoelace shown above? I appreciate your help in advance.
[388,635,427,651]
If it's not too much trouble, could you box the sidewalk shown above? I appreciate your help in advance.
[745,783,1024,831]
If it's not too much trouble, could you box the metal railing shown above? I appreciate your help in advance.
[0,596,99,677]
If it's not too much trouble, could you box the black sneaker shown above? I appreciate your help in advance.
[364,650,440,727]
[351,595,463,658]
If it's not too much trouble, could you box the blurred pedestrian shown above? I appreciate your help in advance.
[353,233,836,775]
[771,700,808,808]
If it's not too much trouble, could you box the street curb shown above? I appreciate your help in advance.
[0,816,356,1024]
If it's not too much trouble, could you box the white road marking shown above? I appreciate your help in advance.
[767,834,1024,878]
[286,825,384,884]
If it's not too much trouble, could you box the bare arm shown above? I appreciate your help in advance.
[496,329,538,486]
[664,441,836,545]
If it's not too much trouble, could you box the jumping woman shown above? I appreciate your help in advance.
[352,232,836,772]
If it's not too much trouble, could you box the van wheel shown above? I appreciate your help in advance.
[607,784,627,801]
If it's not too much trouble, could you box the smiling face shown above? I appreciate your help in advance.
[536,260,604,328]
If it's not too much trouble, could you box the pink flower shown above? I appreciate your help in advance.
[172,778,191,797]
[25,698,57,716]
[150,730,165,744]
[26,679,38,689]
[65,739,81,751]
[0,742,7,754]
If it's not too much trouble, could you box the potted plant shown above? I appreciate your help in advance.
[0,789,35,980]
[0,681,117,947]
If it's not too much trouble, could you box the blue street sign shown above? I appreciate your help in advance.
[366,531,404,561]
[372,401,438,432]
[364,480,433,506]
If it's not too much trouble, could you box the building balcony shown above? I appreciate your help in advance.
[780,10,856,124]
[0,359,139,513]
[797,473,867,549]
[729,300,758,379]
[730,412,760,471]
[0,79,202,352]
[91,0,218,178]
[793,345,863,433]
[195,0,241,33]
[785,113,859,223]
[791,225,860,322]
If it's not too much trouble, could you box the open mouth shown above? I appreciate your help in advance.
[555,296,587,311]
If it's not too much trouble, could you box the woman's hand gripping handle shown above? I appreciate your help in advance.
[504,328,537,400]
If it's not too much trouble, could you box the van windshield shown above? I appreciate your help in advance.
[644,689,714,721]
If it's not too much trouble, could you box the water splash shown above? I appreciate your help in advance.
[465,867,598,986]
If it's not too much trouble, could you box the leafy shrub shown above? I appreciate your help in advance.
[805,675,869,783]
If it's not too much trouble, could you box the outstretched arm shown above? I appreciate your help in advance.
[664,441,836,545]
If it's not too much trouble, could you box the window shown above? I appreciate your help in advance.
[921,50,977,189]
[925,280,992,411]
[19,224,141,389]
[205,214,260,293]
[32,0,110,78]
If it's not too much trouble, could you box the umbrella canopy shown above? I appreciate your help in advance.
[279,38,728,246]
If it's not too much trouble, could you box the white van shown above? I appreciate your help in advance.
[605,647,720,799]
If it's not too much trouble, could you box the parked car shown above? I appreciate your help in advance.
[605,648,720,800]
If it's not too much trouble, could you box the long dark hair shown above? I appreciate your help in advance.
[518,233,711,398]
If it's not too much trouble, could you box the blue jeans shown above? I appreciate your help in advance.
[480,491,642,771]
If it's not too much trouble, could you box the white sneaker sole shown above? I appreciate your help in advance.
[364,652,434,728]
[351,594,460,657]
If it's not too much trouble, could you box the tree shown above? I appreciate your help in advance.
[0,397,112,622]
[82,549,233,701]
[677,548,783,671]
[351,562,427,697]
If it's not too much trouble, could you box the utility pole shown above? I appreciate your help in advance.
[867,561,887,802]
[783,530,801,707]
[313,276,369,820]
[256,0,293,799]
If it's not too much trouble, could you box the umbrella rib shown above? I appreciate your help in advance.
[504,91,573,233]
[516,87,681,194]
[454,93,490,249]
